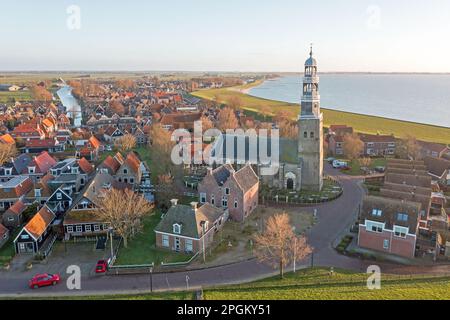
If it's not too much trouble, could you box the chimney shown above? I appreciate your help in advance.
[191,202,198,211]
[170,199,178,206]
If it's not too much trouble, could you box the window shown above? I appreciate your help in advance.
[225,188,230,195]
[397,213,408,222]
[94,225,100,232]
[185,239,193,252]
[7,217,14,222]
[34,189,41,198]
[200,193,206,203]
[28,167,35,174]
[162,234,169,247]
[123,169,128,174]
[5,168,11,176]
[211,195,215,205]
[56,192,62,200]
[67,226,73,233]
[222,197,228,208]
[394,226,408,238]
[234,200,238,208]
[76,225,83,233]
[310,132,314,139]
[130,178,134,184]
[173,224,181,234]
[21,234,30,240]
[371,209,382,217]
[304,132,307,138]
[366,221,383,233]
[383,239,390,249]
[85,225,91,232]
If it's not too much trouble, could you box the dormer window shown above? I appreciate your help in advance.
[397,213,408,222]
[173,223,182,234]
[72,167,79,174]
[34,189,41,198]
[28,166,35,174]
[4,168,12,176]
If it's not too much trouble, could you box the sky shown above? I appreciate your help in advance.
[1,0,450,72]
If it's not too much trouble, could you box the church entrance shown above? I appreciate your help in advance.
[286,178,294,190]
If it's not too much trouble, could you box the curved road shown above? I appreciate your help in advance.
[0,165,448,297]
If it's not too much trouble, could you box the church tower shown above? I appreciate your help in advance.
[298,45,323,191]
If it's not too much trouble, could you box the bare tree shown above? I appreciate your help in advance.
[114,134,137,153]
[254,213,312,279]
[343,133,364,161]
[200,115,214,132]
[96,188,154,248]
[109,99,125,115]
[227,96,242,110]
[155,173,176,211]
[397,135,422,160]
[148,124,175,172]
[0,143,17,166]
[358,157,373,168]
[218,107,238,132]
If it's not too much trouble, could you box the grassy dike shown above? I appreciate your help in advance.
[192,83,450,145]
[17,268,450,300]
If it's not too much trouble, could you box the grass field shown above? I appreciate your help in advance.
[0,91,33,104]
[115,211,193,266]
[192,86,450,145]
[204,268,450,300]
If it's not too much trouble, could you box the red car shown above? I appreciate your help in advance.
[29,273,60,289]
[95,260,109,274]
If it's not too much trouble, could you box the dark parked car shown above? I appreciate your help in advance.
[29,273,61,289]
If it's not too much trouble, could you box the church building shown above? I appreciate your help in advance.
[208,46,324,192]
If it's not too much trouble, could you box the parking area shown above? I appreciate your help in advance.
[4,241,108,277]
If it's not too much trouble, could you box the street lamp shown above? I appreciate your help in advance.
[108,227,114,261]
[292,226,297,273]
[201,222,207,263]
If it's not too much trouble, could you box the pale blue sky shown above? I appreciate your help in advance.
[1,0,449,72]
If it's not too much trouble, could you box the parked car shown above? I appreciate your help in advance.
[374,166,386,173]
[95,259,109,274]
[29,273,60,289]
[332,160,348,169]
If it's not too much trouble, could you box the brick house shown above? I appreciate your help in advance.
[418,141,449,159]
[358,195,421,258]
[154,200,228,254]
[21,151,57,182]
[359,133,396,157]
[115,152,142,187]
[2,200,27,228]
[198,164,259,222]
[327,125,353,156]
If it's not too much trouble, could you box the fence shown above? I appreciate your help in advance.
[108,263,155,275]
[160,252,199,268]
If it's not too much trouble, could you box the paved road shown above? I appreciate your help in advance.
[0,165,448,297]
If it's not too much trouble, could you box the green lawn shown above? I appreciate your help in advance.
[204,268,450,300]
[0,91,33,104]
[0,229,20,267]
[192,87,450,145]
[338,158,387,176]
[115,211,193,266]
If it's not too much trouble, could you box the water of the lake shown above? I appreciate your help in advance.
[57,85,82,127]
[249,74,450,128]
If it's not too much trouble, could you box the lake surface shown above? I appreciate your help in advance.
[249,74,450,128]
[57,85,82,127]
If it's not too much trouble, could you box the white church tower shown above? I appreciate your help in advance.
[298,45,324,191]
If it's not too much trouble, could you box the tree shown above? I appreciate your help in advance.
[227,96,242,110]
[96,188,153,248]
[155,173,176,211]
[30,85,52,101]
[109,99,125,115]
[148,124,175,172]
[397,135,422,160]
[343,133,364,161]
[0,143,17,166]
[218,107,238,132]
[115,79,135,90]
[358,157,373,168]
[254,213,312,279]
[278,120,298,139]
[200,115,214,132]
[114,134,136,153]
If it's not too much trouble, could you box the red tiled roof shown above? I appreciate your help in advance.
[27,151,57,173]
[88,136,101,149]
[0,134,15,145]
[124,152,141,174]
[102,155,121,174]
[6,200,27,216]
[24,206,55,239]
[359,133,395,143]
[25,138,58,148]
[78,157,94,174]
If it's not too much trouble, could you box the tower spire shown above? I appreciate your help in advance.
[309,43,313,57]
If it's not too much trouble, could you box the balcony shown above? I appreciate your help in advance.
[303,76,319,83]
